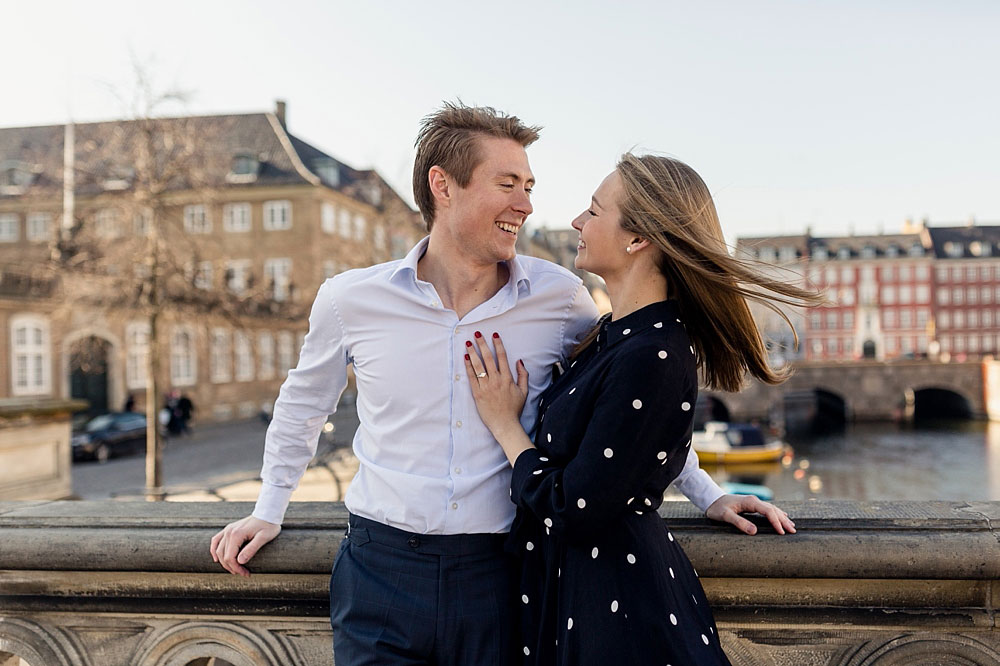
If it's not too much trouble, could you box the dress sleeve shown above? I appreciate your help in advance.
[253,279,350,525]
[510,339,695,542]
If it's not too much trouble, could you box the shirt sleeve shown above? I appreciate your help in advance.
[510,339,695,543]
[253,279,349,525]
[671,446,726,512]
[560,283,601,356]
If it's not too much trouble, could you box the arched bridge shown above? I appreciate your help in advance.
[706,359,1000,423]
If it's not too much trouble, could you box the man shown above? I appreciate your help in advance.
[211,102,788,665]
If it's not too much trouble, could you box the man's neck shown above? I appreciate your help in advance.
[417,236,510,319]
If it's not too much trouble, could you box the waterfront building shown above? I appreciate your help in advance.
[739,222,1000,363]
[0,102,424,421]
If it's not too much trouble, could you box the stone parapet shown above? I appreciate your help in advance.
[0,500,998,665]
[0,399,86,501]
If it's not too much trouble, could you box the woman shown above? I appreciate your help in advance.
[464,153,820,664]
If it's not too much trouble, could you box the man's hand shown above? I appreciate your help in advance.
[210,515,281,577]
[705,494,796,536]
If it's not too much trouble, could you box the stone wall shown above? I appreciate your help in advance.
[0,500,998,665]
[0,399,85,501]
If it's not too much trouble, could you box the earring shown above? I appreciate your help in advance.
[625,246,632,254]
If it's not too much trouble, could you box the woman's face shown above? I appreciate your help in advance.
[570,170,633,278]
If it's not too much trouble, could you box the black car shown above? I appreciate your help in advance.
[72,412,148,463]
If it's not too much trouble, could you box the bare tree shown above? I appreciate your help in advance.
[47,63,305,499]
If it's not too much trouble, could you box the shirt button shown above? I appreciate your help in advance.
[451,502,459,510]
[456,420,462,428]
[455,374,461,381]
[455,467,462,474]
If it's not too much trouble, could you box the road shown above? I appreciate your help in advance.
[71,404,361,500]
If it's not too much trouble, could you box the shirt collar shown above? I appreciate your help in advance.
[598,300,681,351]
[390,236,532,296]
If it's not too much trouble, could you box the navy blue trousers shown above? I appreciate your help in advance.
[330,514,518,666]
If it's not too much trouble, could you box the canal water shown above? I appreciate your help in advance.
[703,421,1000,502]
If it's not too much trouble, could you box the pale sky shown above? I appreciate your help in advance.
[3,0,998,243]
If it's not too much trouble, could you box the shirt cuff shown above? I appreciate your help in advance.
[510,447,545,503]
[252,482,295,525]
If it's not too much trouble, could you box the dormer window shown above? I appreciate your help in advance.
[944,241,964,258]
[813,246,828,260]
[313,159,340,187]
[1,162,37,194]
[227,154,259,184]
[102,165,135,191]
[837,246,852,260]
[860,245,876,259]
[885,244,899,258]
[909,243,925,257]
[970,241,992,257]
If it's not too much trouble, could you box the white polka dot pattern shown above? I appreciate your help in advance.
[657,451,667,460]
[658,350,668,359]
[544,518,553,527]
[603,448,614,458]
[632,399,643,409]
[681,401,691,411]
[522,594,529,603]
[591,547,599,558]
[611,600,619,612]
[567,617,574,630]
[526,541,534,551]
[627,553,636,564]
[670,613,677,625]
[577,498,586,509]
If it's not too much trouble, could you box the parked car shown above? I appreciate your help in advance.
[72,412,148,463]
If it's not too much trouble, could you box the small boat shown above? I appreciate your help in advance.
[719,481,774,501]
[692,421,789,465]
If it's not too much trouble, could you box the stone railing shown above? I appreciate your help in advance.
[1,500,998,665]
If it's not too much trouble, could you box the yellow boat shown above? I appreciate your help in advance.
[692,421,790,465]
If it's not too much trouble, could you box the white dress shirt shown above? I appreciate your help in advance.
[253,237,723,532]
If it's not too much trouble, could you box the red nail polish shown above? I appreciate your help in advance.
[465,354,470,360]
[475,331,482,338]
[493,332,499,338]
[466,340,472,347]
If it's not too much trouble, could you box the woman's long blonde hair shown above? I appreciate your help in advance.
[586,153,822,392]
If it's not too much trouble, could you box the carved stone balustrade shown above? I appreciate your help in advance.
[0,500,998,665]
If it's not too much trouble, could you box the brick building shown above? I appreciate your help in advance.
[0,102,424,421]
[739,223,1000,363]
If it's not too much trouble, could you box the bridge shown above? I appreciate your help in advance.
[705,359,1000,425]
[1,500,998,665]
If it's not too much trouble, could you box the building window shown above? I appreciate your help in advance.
[954,311,966,328]
[884,310,897,328]
[226,259,252,294]
[967,287,978,305]
[125,322,150,390]
[826,311,839,329]
[970,311,980,328]
[882,266,896,282]
[969,335,980,353]
[885,244,899,258]
[95,208,122,239]
[952,266,963,282]
[840,267,854,284]
[881,286,896,305]
[982,287,992,304]
[860,245,876,259]
[133,209,152,237]
[353,213,367,241]
[965,266,978,281]
[954,336,966,353]
[824,267,838,284]
[183,205,211,234]
[277,331,294,373]
[258,332,275,380]
[779,246,796,263]
[234,332,254,382]
[264,258,292,301]
[915,285,929,303]
[194,261,213,290]
[995,286,1000,303]
[944,242,964,258]
[338,208,352,238]
[170,326,197,387]
[844,312,855,329]
[263,200,292,231]
[939,312,951,329]
[374,225,387,252]
[231,154,259,176]
[899,285,912,304]
[810,312,822,329]
[322,203,336,234]
[840,288,856,306]
[210,329,231,383]
[0,213,19,242]
[936,267,949,282]
[953,288,963,305]
[26,213,52,241]
[10,314,51,396]
[985,311,994,328]
[909,243,924,257]
[900,309,912,329]
[917,309,929,328]
[915,265,929,281]
[898,265,911,281]
[223,203,252,232]
[813,246,828,260]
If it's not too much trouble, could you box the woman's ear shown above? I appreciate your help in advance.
[628,237,651,254]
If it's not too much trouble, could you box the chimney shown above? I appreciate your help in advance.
[275,100,287,128]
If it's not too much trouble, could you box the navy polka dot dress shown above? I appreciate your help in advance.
[507,300,732,665]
